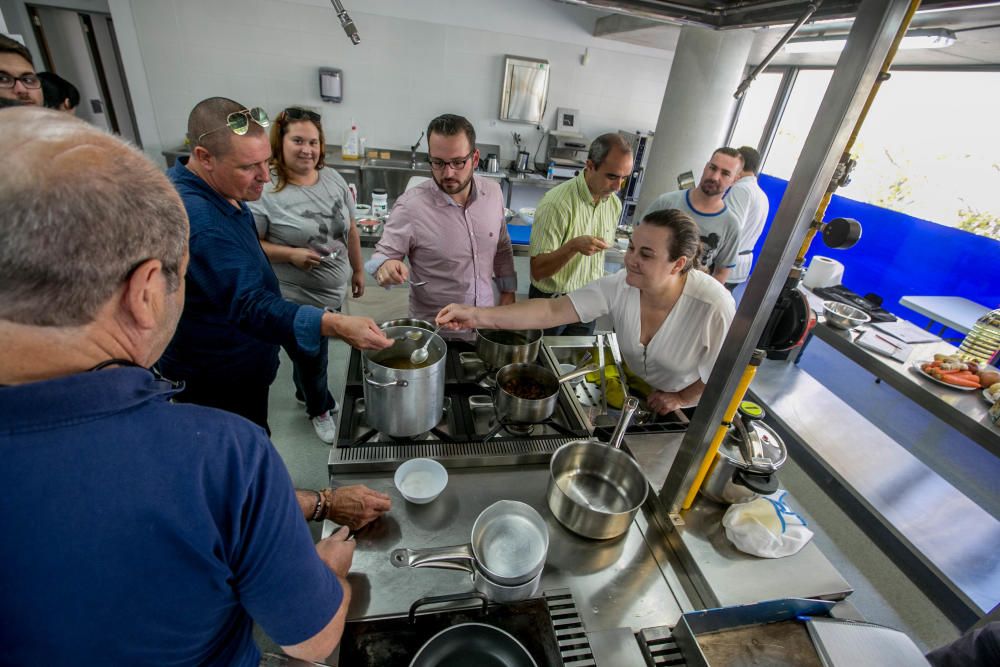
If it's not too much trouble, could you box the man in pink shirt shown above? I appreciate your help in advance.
[366,114,516,322]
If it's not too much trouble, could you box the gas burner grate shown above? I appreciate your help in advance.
[637,626,688,666]
[329,437,576,473]
[545,589,597,666]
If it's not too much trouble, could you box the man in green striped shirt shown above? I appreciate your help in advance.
[528,133,633,335]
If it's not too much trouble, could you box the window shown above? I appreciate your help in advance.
[848,70,1000,239]
[728,71,783,151]
[763,70,834,179]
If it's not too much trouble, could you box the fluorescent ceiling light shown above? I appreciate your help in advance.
[784,28,957,54]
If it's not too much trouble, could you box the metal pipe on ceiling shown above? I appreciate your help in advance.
[734,1,821,97]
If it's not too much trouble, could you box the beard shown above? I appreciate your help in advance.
[699,180,724,196]
[434,171,473,196]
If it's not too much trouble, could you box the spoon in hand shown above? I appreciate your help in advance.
[409,326,442,365]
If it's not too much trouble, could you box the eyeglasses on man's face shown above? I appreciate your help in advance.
[0,71,40,89]
[196,107,270,143]
[427,151,475,171]
[283,107,321,123]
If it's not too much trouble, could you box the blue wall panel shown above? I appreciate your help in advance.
[753,174,999,333]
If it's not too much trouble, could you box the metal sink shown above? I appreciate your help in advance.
[363,158,430,172]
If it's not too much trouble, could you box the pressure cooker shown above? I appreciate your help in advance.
[701,402,787,505]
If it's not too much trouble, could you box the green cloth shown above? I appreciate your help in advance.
[528,172,621,294]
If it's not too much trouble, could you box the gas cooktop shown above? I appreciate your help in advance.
[336,588,595,667]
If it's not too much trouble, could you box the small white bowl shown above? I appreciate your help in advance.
[394,458,448,504]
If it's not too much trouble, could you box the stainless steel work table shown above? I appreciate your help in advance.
[808,316,999,458]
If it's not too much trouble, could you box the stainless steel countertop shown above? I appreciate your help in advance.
[332,464,689,634]
[804,291,998,458]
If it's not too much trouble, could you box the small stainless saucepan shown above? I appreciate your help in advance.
[391,500,549,591]
[495,362,597,424]
[547,398,647,540]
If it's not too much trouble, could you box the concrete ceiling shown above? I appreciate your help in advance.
[572,1,1000,66]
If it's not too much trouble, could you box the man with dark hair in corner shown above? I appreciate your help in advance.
[0,107,355,665]
[723,145,770,292]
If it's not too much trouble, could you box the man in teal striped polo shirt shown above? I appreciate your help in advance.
[528,133,633,335]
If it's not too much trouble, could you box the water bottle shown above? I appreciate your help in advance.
[958,307,1000,366]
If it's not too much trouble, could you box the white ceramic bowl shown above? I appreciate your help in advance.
[394,458,448,504]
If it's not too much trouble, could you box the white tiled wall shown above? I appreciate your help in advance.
[127,0,673,164]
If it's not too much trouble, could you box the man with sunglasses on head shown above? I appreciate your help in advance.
[366,114,516,323]
[0,35,43,106]
[159,97,392,432]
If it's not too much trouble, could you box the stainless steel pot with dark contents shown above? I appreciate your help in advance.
[546,398,648,540]
[475,328,542,370]
[495,363,596,423]
[362,325,446,437]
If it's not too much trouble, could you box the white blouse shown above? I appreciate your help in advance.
[568,269,735,393]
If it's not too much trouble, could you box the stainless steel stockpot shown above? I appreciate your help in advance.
[362,325,446,437]
[475,328,542,370]
[380,318,435,332]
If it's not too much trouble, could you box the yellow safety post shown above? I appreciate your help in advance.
[682,350,766,510]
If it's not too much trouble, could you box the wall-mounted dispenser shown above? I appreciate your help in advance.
[319,68,343,103]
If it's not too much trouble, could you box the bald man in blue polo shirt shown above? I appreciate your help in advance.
[0,107,357,665]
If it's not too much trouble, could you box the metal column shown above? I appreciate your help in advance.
[658,0,913,512]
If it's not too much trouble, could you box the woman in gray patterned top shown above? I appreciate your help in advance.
[249,107,364,443]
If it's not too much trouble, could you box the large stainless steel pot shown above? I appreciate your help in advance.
[495,363,595,423]
[476,329,542,370]
[390,500,549,586]
[363,325,446,437]
[701,415,787,505]
[547,398,647,540]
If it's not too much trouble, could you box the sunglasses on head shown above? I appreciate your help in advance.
[196,107,270,143]
[283,107,322,123]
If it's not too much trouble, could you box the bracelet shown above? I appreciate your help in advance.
[310,490,326,522]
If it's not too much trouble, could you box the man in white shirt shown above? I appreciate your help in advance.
[724,146,770,292]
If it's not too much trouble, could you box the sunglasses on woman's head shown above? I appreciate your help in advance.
[196,107,270,143]
[283,107,321,123]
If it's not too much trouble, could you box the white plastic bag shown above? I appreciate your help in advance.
[721,491,814,558]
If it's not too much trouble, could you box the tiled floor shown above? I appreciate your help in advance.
[262,270,966,656]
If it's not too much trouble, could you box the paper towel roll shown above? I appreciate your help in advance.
[802,256,845,289]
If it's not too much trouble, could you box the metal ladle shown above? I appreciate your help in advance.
[409,326,442,364]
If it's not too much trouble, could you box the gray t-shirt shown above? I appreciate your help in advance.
[249,168,353,310]
[643,189,741,273]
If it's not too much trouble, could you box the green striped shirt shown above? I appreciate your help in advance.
[528,172,620,294]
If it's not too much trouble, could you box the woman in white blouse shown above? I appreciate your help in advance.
[437,209,735,414]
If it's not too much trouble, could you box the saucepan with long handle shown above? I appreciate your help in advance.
[547,397,647,539]
[390,500,549,586]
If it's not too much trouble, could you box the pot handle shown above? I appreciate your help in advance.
[733,468,779,495]
[390,544,475,572]
[409,592,489,624]
[608,397,640,450]
[363,371,408,388]
[557,365,598,384]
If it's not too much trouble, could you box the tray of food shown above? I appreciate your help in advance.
[913,354,1000,392]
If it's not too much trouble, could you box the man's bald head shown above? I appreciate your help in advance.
[187,96,267,157]
[0,107,188,326]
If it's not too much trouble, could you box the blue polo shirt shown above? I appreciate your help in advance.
[0,368,343,665]
[159,159,324,385]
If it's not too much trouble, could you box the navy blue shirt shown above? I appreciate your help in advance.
[159,159,323,385]
[0,368,343,665]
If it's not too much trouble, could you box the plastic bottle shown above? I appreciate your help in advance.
[546,162,554,180]
[958,307,1000,366]
[343,121,360,160]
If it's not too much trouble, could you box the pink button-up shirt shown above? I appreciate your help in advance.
[368,176,516,323]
